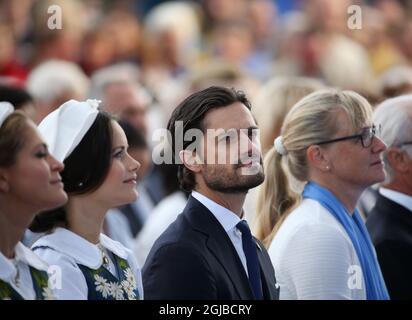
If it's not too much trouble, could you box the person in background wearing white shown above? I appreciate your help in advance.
[133,161,188,266]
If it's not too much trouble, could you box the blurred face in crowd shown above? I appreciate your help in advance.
[384,109,412,195]
[249,0,277,42]
[103,83,148,136]
[0,25,15,67]
[0,120,67,214]
[391,143,412,194]
[212,23,253,64]
[91,120,140,207]
[305,0,350,33]
[401,144,412,192]
[204,0,248,23]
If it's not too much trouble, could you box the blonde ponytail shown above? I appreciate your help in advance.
[253,148,299,247]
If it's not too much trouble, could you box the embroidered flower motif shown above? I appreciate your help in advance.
[123,268,137,290]
[121,280,136,300]
[86,99,101,109]
[109,282,125,300]
[94,274,111,298]
[42,286,56,300]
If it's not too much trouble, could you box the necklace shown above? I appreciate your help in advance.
[97,243,110,267]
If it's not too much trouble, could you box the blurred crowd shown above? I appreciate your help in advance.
[2,0,412,148]
[1,0,412,271]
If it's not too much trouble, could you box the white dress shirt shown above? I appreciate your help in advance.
[379,187,412,211]
[31,228,143,300]
[133,191,187,266]
[0,242,49,299]
[132,184,155,224]
[105,208,135,251]
[192,191,249,276]
[268,198,366,300]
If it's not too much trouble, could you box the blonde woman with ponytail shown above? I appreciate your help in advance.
[254,89,389,300]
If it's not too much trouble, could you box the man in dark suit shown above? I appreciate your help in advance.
[143,86,279,299]
[366,95,412,300]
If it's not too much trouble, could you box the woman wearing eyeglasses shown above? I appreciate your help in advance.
[253,89,390,299]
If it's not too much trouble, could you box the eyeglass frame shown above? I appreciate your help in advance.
[313,124,381,148]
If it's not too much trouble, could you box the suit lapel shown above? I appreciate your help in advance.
[376,194,412,235]
[184,196,254,299]
[378,194,412,220]
[255,238,279,300]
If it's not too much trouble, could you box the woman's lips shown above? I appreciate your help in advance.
[50,179,63,187]
[123,176,137,184]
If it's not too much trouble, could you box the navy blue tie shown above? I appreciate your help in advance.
[236,220,263,300]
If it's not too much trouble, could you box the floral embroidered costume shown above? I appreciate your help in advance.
[32,228,143,300]
[0,242,55,300]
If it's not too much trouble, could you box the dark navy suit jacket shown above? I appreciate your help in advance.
[367,193,412,300]
[143,196,279,300]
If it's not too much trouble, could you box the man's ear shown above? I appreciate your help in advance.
[0,170,10,193]
[306,145,331,172]
[386,147,410,174]
[179,150,202,173]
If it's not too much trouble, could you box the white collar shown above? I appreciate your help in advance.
[0,242,48,282]
[379,188,412,212]
[192,191,242,232]
[32,228,128,269]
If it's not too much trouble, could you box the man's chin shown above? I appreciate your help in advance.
[242,174,265,190]
[211,174,265,194]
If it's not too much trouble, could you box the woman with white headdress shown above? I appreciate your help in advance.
[0,103,67,300]
[30,100,143,300]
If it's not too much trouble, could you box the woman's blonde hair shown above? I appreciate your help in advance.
[253,89,373,247]
[252,77,325,154]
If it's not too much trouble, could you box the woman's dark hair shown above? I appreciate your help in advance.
[166,86,251,192]
[158,162,180,197]
[118,120,147,150]
[30,112,114,232]
[0,85,34,110]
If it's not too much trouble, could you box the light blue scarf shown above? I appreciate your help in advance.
[303,182,389,300]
